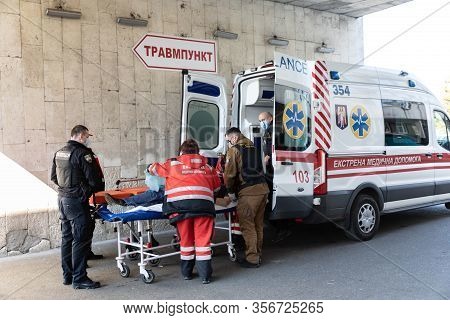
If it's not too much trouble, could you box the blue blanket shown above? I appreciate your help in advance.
[97,203,236,223]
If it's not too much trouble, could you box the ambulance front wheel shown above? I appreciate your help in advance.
[347,194,380,241]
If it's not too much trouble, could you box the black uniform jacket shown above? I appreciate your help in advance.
[51,140,104,201]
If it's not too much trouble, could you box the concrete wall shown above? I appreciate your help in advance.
[0,0,363,186]
[0,0,363,256]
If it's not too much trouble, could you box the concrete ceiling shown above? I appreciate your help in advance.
[268,0,413,18]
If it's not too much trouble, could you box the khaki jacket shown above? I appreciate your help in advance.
[224,134,269,197]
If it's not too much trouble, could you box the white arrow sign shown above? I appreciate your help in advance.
[133,34,217,73]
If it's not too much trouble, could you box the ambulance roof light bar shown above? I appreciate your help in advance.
[330,71,340,80]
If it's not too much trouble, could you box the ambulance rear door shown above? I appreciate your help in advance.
[271,52,315,220]
[181,70,227,161]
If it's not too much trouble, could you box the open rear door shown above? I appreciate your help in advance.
[271,52,315,220]
[181,70,227,161]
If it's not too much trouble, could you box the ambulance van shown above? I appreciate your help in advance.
[180,52,450,241]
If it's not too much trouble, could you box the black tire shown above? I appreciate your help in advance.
[119,263,130,278]
[445,202,450,210]
[346,194,380,241]
[149,257,161,266]
[125,245,139,260]
[141,270,155,284]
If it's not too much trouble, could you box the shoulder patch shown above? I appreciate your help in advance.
[84,154,93,163]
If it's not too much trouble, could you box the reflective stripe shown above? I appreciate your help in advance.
[180,246,195,251]
[151,166,158,175]
[181,254,195,260]
[167,194,214,202]
[231,230,242,235]
[171,160,182,166]
[196,255,211,261]
[166,186,213,195]
[195,246,211,252]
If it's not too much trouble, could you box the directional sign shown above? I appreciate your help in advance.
[133,34,217,73]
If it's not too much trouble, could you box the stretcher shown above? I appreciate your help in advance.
[96,202,237,284]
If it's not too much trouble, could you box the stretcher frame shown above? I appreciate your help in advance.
[97,204,237,284]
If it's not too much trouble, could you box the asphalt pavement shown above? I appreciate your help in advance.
[0,204,449,300]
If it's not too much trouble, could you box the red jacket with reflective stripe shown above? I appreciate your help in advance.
[149,154,221,223]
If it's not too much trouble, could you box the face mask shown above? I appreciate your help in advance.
[260,120,268,131]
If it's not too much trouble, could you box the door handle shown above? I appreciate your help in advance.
[437,153,443,159]
[424,153,432,158]
[281,161,293,165]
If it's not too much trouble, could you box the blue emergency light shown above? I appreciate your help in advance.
[408,80,416,88]
[330,71,340,80]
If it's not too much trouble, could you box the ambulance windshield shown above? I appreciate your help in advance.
[274,84,311,151]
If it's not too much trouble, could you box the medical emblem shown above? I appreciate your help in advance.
[283,100,306,140]
[350,105,371,139]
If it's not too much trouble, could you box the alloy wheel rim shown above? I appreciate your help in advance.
[358,203,375,233]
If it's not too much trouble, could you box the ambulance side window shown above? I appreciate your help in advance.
[433,111,450,151]
[186,100,219,150]
[382,100,429,146]
[274,85,311,151]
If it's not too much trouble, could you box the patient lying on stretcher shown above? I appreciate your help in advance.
[104,170,232,208]
[105,168,165,207]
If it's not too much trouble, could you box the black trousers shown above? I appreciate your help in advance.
[58,196,91,283]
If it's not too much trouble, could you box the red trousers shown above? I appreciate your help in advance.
[176,216,214,278]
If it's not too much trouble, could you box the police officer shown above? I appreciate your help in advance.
[224,127,269,268]
[51,125,103,289]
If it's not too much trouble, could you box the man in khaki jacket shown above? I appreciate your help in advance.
[224,127,269,268]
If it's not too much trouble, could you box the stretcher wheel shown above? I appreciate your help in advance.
[141,270,155,284]
[125,245,139,260]
[119,263,130,278]
[149,258,160,266]
[171,236,180,251]
[128,253,139,260]
[228,248,237,262]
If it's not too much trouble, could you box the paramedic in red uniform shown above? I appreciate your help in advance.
[51,125,104,289]
[149,139,221,284]
[224,127,269,268]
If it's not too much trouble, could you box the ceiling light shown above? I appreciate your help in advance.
[316,42,335,54]
[46,8,82,19]
[213,30,238,40]
[267,36,289,47]
[117,17,148,27]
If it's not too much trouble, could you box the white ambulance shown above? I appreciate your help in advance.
[180,52,449,241]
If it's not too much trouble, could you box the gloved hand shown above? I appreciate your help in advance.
[228,193,237,202]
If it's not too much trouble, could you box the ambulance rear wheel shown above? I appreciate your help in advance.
[348,194,379,241]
